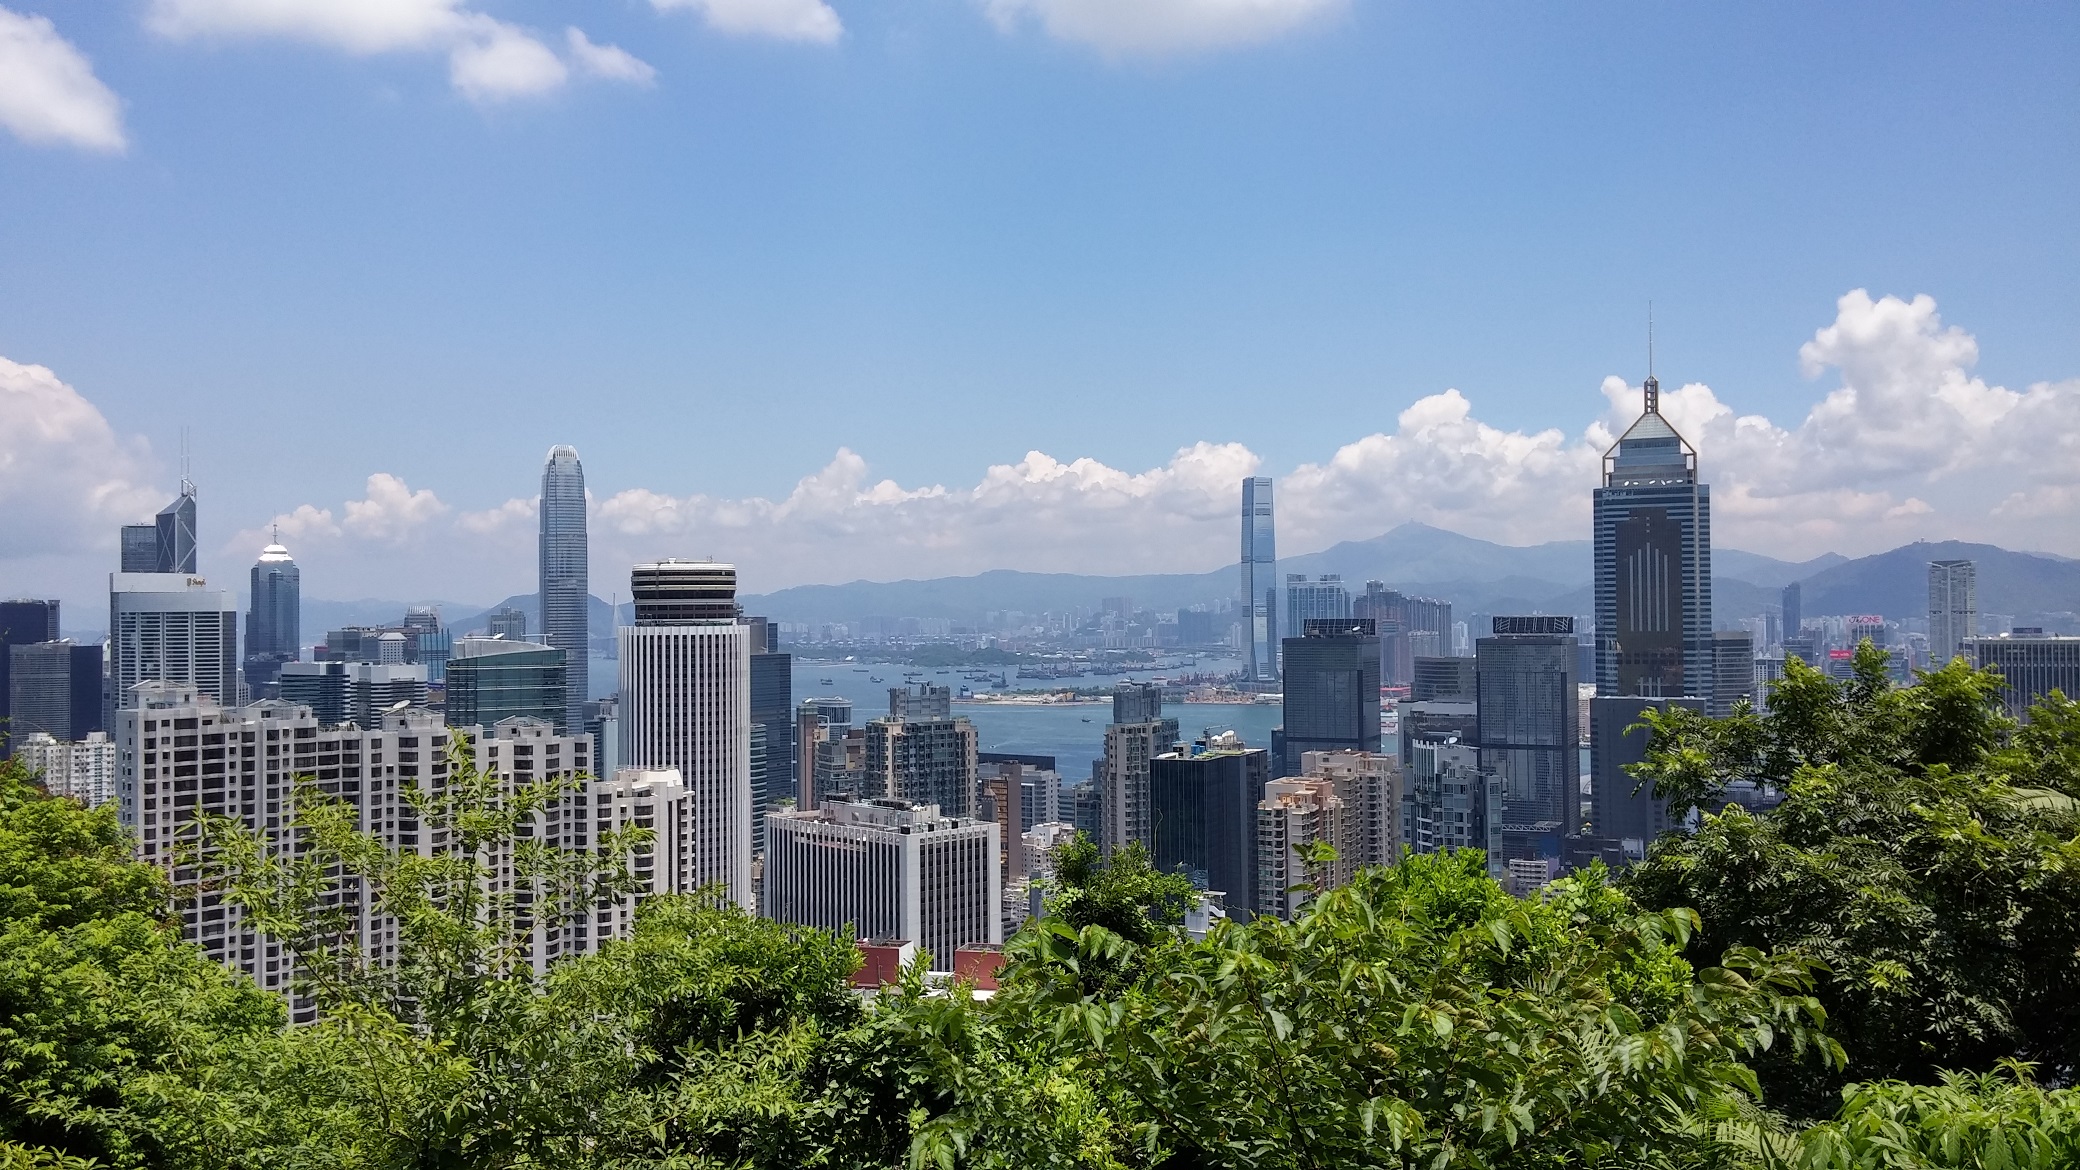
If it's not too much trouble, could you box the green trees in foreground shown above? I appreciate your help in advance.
[2,649,2078,1168]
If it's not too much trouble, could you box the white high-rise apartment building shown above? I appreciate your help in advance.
[107,572,238,726]
[1929,559,1978,666]
[15,731,118,807]
[619,561,752,909]
[763,798,1000,970]
[114,684,596,1017]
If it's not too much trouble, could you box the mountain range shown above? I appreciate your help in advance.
[292,523,2079,638]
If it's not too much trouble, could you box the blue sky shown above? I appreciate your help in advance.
[2,0,2077,608]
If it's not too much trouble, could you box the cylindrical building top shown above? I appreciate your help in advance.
[631,561,738,625]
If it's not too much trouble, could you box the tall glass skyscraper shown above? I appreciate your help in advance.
[1240,477,1277,684]
[243,540,300,697]
[1593,374,1712,699]
[539,446,589,732]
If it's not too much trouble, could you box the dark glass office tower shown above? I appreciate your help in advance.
[244,540,301,697]
[1278,618,1380,777]
[0,599,63,757]
[1150,734,1271,921]
[1240,477,1278,684]
[1593,374,1712,700]
[1476,616,1579,854]
[539,446,589,733]
[155,485,198,574]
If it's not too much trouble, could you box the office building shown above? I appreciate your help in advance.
[8,640,103,745]
[1929,560,1978,666]
[748,619,793,819]
[1240,477,1278,684]
[1969,633,2080,721]
[277,661,348,724]
[1285,574,1351,638]
[405,607,451,683]
[763,798,1001,970]
[0,599,65,757]
[1475,616,1579,852]
[1100,681,1179,855]
[444,637,567,730]
[1355,586,1453,688]
[114,685,599,1013]
[865,685,979,818]
[243,540,301,697]
[539,446,590,733]
[582,696,621,780]
[1400,737,1504,880]
[1278,618,1381,777]
[1150,731,1271,921]
[1589,696,1704,858]
[796,696,856,810]
[1710,630,1756,717]
[488,607,529,639]
[620,561,753,909]
[1781,582,1803,644]
[107,573,238,728]
[1411,656,1476,702]
[1594,371,1714,700]
[14,731,117,807]
[118,484,197,575]
[976,764,1026,920]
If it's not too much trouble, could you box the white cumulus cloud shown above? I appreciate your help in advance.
[8,291,2078,612]
[566,27,657,85]
[0,356,163,562]
[651,0,843,44]
[0,7,126,152]
[980,0,1345,57]
[145,0,653,103]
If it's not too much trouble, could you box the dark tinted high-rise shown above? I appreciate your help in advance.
[539,446,588,732]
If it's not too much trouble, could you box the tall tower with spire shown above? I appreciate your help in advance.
[244,533,300,698]
[1593,368,1713,699]
[539,446,589,733]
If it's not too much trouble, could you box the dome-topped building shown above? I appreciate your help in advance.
[245,534,301,697]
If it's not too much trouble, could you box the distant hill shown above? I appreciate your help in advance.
[293,530,2072,640]
[446,594,626,637]
[1799,542,2080,620]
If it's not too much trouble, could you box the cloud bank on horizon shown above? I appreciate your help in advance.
[4,291,2076,607]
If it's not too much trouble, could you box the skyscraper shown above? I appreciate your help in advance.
[1285,574,1351,636]
[1709,630,1755,716]
[7,641,103,746]
[0,599,62,758]
[539,446,589,733]
[155,484,198,575]
[619,561,752,909]
[1240,477,1278,684]
[107,573,238,726]
[1594,372,1713,699]
[244,539,300,697]
[1475,616,1579,852]
[444,637,568,729]
[1928,559,1977,666]
[1150,732,1271,921]
[1100,681,1179,855]
[1278,618,1381,777]
[1780,582,1803,645]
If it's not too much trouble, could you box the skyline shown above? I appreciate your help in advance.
[3,2,2077,611]
[6,285,2078,614]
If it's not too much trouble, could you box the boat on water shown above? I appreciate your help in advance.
[818,678,834,685]
[870,676,884,683]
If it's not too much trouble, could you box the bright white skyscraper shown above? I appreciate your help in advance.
[618,561,752,909]
[107,572,238,725]
[1240,477,1277,684]
[540,446,589,733]
[1928,559,1977,666]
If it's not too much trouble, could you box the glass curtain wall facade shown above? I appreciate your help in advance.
[1240,477,1278,684]
[539,446,589,733]
[1593,374,1713,700]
